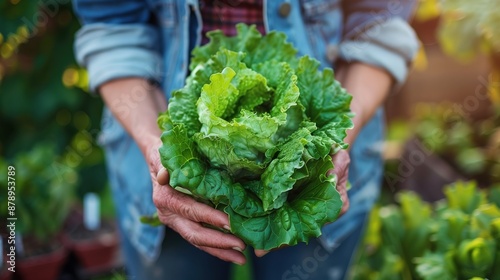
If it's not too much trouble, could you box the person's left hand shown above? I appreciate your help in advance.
[255,149,351,257]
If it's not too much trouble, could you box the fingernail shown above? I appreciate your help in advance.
[223,225,231,231]
[232,247,244,253]
[232,261,244,266]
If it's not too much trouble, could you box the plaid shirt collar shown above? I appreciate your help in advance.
[200,0,266,45]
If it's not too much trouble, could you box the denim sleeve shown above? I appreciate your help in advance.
[339,0,419,85]
[73,0,162,92]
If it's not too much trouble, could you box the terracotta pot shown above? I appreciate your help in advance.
[62,215,120,273]
[62,207,121,274]
[17,246,67,280]
[70,230,119,272]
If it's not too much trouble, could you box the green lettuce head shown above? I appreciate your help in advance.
[157,24,353,250]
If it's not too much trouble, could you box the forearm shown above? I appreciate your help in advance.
[336,62,392,146]
[99,78,167,156]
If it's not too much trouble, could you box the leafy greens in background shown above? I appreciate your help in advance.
[413,103,500,185]
[154,24,353,250]
[352,181,500,280]
[438,0,500,62]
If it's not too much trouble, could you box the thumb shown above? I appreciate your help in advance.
[157,167,169,185]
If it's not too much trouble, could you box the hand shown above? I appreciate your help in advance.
[147,139,247,265]
[99,79,247,263]
[328,149,350,217]
[255,149,351,257]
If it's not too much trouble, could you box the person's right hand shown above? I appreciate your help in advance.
[147,139,247,265]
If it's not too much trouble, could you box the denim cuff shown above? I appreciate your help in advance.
[338,18,418,86]
[75,23,162,93]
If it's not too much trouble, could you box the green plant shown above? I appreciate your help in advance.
[351,181,500,280]
[0,144,77,246]
[413,0,500,105]
[438,0,500,108]
[0,1,108,204]
[154,24,353,250]
[412,103,500,185]
[414,0,500,62]
[437,0,500,62]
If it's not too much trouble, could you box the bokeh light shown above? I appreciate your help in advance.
[73,111,90,130]
[62,67,79,87]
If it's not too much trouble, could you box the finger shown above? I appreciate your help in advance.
[328,150,350,217]
[334,149,350,163]
[338,167,349,210]
[167,215,246,251]
[195,245,246,265]
[336,173,350,216]
[254,249,269,257]
[339,185,350,216]
[154,185,231,230]
[329,150,350,175]
[157,167,169,185]
[254,243,289,257]
[148,140,164,174]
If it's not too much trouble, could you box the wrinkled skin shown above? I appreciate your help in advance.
[148,140,248,264]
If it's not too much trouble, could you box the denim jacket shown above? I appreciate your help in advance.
[73,0,418,261]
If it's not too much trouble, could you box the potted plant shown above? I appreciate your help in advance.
[384,100,500,202]
[59,130,120,276]
[0,144,77,280]
[62,189,120,275]
[392,1,500,201]
[351,181,500,280]
[392,102,500,201]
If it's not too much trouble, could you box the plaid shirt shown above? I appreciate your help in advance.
[200,0,266,44]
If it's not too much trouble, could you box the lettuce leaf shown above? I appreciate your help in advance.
[157,24,353,250]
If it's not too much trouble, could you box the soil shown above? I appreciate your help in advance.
[63,208,117,242]
[19,236,62,260]
[66,222,116,242]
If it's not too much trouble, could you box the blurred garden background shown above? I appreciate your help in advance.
[0,0,499,279]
